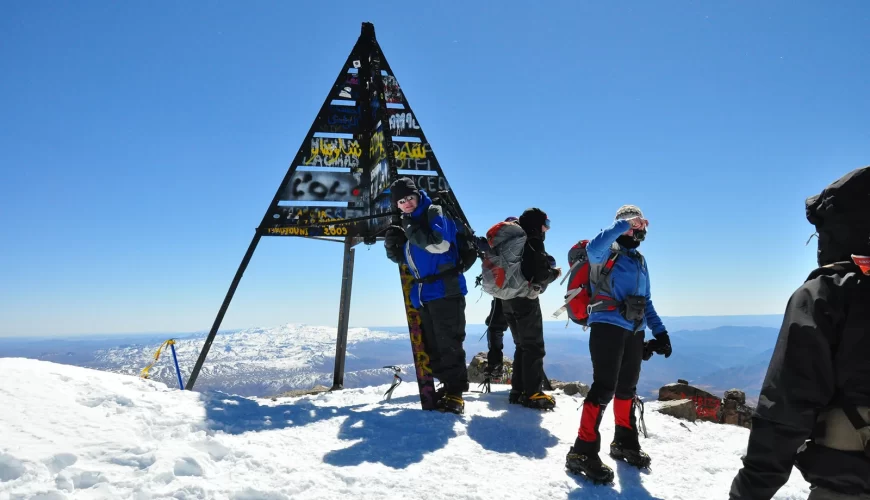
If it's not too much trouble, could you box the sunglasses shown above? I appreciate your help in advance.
[544,218,551,229]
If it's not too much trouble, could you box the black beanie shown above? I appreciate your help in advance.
[519,208,548,238]
[389,177,419,207]
[806,165,870,266]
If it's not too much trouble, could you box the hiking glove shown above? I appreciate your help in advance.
[643,332,672,360]
[384,225,406,264]
[400,214,419,235]
[385,225,406,247]
[642,341,653,361]
[653,332,672,358]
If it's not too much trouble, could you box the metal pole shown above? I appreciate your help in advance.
[186,231,263,390]
[170,343,185,390]
[331,236,356,390]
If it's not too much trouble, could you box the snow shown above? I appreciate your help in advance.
[90,324,407,396]
[1,358,810,500]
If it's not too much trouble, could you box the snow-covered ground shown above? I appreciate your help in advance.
[0,358,810,500]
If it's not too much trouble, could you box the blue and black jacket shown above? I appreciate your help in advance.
[397,190,468,308]
[586,219,666,336]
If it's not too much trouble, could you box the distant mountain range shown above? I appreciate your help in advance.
[0,316,783,401]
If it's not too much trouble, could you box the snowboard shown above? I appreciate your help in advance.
[398,264,438,410]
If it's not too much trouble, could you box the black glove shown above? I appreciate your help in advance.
[643,332,672,360]
[400,214,419,234]
[384,225,406,264]
[384,225,406,247]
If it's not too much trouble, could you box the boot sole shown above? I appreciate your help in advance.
[565,465,614,485]
[436,407,464,415]
[609,449,651,470]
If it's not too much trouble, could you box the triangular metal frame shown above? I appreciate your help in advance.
[186,22,470,392]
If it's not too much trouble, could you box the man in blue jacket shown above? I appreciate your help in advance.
[565,205,672,483]
[383,177,469,414]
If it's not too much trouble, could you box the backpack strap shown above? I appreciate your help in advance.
[551,250,620,318]
[587,251,621,314]
[412,266,462,284]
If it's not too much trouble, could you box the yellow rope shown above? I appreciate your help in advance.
[140,339,176,379]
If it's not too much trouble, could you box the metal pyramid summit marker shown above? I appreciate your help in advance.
[259,21,456,242]
[186,23,468,400]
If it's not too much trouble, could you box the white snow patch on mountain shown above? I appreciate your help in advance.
[90,324,406,395]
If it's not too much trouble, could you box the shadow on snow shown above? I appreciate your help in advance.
[464,391,560,459]
[202,392,456,469]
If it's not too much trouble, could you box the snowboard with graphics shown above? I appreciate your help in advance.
[398,265,438,410]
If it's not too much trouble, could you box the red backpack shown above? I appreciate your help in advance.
[551,240,619,326]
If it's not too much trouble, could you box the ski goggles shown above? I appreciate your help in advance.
[544,218,551,229]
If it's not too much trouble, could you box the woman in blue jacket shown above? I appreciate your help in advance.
[565,205,672,483]
[383,177,468,415]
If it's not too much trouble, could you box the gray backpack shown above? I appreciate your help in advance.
[478,221,534,300]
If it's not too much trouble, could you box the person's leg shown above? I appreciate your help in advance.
[613,330,645,449]
[573,323,628,454]
[423,296,468,395]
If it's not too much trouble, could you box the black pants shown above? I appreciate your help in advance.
[419,295,468,395]
[576,322,645,453]
[503,297,545,397]
[485,298,508,369]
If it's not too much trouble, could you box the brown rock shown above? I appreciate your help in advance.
[550,380,590,397]
[659,382,722,422]
[656,399,697,422]
[724,389,746,405]
[467,352,513,384]
[719,396,754,429]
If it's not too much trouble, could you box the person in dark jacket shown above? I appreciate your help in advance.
[565,205,670,483]
[503,208,561,410]
[483,216,519,382]
[730,166,870,500]
[383,177,469,415]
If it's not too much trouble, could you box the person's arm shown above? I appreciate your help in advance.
[587,219,630,263]
[521,239,555,284]
[402,205,451,254]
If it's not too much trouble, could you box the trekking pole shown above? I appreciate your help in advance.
[169,341,185,390]
[478,377,492,394]
[290,211,399,229]
[635,394,648,438]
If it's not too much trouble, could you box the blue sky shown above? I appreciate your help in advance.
[1,1,868,337]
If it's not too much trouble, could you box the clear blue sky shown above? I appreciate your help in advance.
[2,1,868,337]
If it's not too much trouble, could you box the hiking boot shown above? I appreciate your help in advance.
[508,389,524,404]
[565,449,614,484]
[484,363,504,382]
[434,384,449,405]
[609,441,651,469]
[437,394,465,415]
[523,392,556,410]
